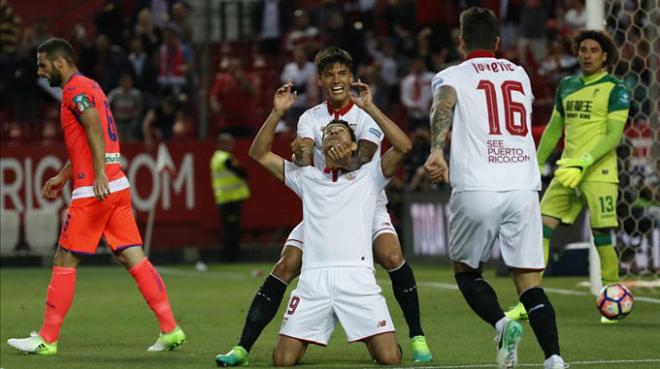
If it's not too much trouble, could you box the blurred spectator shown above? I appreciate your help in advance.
[400,58,434,129]
[366,37,398,103]
[150,0,170,28]
[209,133,250,263]
[94,0,124,46]
[209,57,259,137]
[381,0,417,58]
[158,23,190,96]
[128,36,158,96]
[108,72,143,142]
[500,0,524,51]
[404,127,432,189]
[251,0,290,55]
[324,10,367,65]
[280,47,318,127]
[310,0,342,31]
[134,7,162,55]
[562,0,586,34]
[519,0,552,66]
[83,33,128,91]
[357,62,389,113]
[40,119,60,146]
[284,9,321,54]
[171,1,193,45]
[142,95,184,148]
[0,0,21,104]
[538,35,578,85]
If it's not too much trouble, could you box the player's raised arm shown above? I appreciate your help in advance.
[350,80,411,178]
[249,83,297,181]
[79,106,110,200]
[424,84,457,183]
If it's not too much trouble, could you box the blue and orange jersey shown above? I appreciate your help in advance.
[61,73,125,193]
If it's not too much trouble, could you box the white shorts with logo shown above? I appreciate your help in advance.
[279,267,395,345]
[448,190,544,270]
[285,204,396,250]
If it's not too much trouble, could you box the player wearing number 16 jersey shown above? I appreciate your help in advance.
[423,8,564,369]
[7,38,185,356]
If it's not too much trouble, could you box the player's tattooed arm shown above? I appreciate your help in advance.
[424,85,456,183]
[337,140,378,172]
[429,85,457,151]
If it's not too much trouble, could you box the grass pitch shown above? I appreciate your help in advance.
[1,263,659,369]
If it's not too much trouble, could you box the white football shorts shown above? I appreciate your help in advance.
[284,203,396,250]
[278,267,395,345]
[448,190,544,270]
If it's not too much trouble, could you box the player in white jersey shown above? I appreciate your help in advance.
[216,48,431,367]
[247,76,412,366]
[423,8,565,369]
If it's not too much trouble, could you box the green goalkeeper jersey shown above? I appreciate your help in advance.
[550,72,630,183]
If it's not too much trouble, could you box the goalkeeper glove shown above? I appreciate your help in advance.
[554,153,594,189]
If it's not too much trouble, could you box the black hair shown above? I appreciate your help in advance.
[37,38,76,64]
[324,119,356,142]
[573,29,618,65]
[314,47,353,74]
[459,7,498,52]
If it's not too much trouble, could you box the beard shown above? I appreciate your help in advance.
[47,69,63,87]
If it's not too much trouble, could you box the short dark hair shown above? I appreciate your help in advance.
[459,7,498,52]
[314,47,353,74]
[324,119,356,142]
[573,30,618,65]
[37,38,76,63]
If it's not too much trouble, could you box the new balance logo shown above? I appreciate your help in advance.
[377,320,387,328]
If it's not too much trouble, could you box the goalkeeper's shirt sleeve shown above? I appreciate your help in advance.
[536,108,564,165]
[586,110,627,163]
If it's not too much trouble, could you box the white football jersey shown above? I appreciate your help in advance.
[284,158,389,271]
[297,101,383,170]
[431,52,541,192]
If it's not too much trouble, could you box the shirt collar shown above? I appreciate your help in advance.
[63,72,83,88]
[581,70,607,84]
[326,100,354,119]
[323,167,341,182]
[465,50,496,60]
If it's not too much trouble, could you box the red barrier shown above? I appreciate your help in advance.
[1,137,302,249]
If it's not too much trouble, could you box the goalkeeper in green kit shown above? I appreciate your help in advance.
[506,30,630,324]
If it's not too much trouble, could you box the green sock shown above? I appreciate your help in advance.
[594,230,619,285]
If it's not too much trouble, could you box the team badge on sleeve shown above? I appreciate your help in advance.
[73,94,92,112]
[368,127,383,139]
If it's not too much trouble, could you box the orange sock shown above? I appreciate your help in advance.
[129,257,177,333]
[39,266,77,343]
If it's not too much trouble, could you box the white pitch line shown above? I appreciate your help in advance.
[154,268,660,305]
[410,280,660,305]
[373,358,660,369]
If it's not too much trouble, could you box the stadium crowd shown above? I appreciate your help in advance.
[1,0,656,239]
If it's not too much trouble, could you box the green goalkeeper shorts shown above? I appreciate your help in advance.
[541,179,618,228]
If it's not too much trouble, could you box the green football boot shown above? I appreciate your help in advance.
[147,326,186,352]
[7,331,57,355]
[216,345,249,367]
[411,335,432,362]
[504,302,528,321]
[496,319,523,369]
